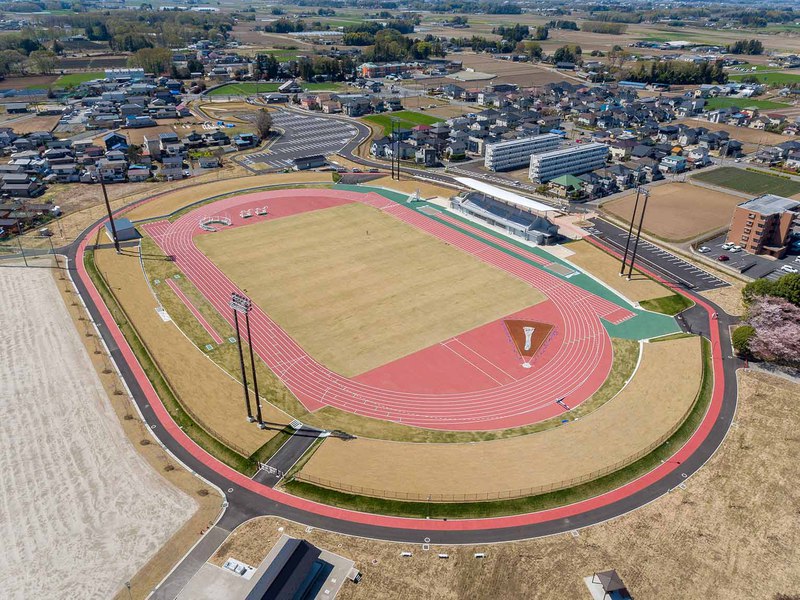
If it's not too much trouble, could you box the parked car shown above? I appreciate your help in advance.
[729,247,741,253]
[717,254,730,262]
[698,246,711,253]
[721,243,733,250]
[780,265,798,273]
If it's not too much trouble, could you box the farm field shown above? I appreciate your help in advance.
[212,370,800,599]
[54,71,104,87]
[297,336,699,497]
[0,266,195,599]
[362,109,444,136]
[729,71,800,85]
[704,97,789,110]
[602,181,744,242]
[0,75,57,90]
[692,166,800,197]
[207,81,346,96]
[195,201,545,377]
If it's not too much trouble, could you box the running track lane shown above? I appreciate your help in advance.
[165,278,224,345]
[75,220,726,533]
[143,189,617,430]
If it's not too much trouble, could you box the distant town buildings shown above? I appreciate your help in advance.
[529,143,609,183]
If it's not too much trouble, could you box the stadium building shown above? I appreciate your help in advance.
[528,143,609,183]
[484,134,561,172]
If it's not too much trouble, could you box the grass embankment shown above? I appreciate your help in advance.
[207,82,345,96]
[283,338,713,518]
[692,166,800,197]
[85,248,287,476]
[640,293,694,316]
[728,72,800,85]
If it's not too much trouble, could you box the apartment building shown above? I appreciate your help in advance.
[529,143,609,183]
[484,134,561,171]
[727,194,799,258]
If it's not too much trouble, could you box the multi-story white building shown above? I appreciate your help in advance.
[484,134,561,171]
[529,143,609,182]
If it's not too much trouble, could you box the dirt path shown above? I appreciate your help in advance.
[0,265,196,599]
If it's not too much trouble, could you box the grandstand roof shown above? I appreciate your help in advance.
[454,177,560,216]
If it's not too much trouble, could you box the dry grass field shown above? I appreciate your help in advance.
[563,240,672,303]
[211,369,800,600]
[679,118,791,153]
[602,182,743,242]
[299,337,700,496]
[196,201,545,377]
[94,247,285,455]
[5,114,61,133]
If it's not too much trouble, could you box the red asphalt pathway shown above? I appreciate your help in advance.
[76,204,726,533]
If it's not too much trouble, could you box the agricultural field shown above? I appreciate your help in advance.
[54,71,104,87]
[207,81,345,96]
[704,97,789,110]
[728,71,800,85]
[362,109,444,136]
[195,201,544,377]
[692,166,800,197]
[602,181,745,242]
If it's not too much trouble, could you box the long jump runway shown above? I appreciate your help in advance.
[143,189,627,430]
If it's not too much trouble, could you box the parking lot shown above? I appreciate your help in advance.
[586,218,730,292]
[696,234,800,280]
[242,110,359,169]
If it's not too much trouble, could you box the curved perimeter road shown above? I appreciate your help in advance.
[64,184,741,550]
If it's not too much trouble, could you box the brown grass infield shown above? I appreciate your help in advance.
[195,201,545,377]
[602,182,742,242]
[298,336,701,496]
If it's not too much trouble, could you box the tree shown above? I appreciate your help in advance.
[744,296,800,367]
[743,274,800,306]
[126,143,143,164]
[731,325,755,357]
[553,45,582,64]
[0,50,26,76]
[128,47,172,75]
[253,109,272,139]
[28,50,56,75]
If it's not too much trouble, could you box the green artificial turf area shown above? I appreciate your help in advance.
[55,72,104,87]
[692,167,800,197]
[704,97,789,110]
[362,110,444,136]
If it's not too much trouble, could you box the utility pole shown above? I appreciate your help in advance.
[16,220,27,267]
[230,292,254,423]
[101,178,120,253]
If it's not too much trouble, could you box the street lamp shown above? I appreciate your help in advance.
[100,178,120,254]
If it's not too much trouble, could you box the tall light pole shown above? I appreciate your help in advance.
[101,178,120,254]
[230,291,265,428]
[230,292,254,423]
[619,186,642,276]
[627,187,650,281]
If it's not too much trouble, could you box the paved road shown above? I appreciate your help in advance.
[242,110,360,169]
[253,428,322,487]
[585,218,730,292]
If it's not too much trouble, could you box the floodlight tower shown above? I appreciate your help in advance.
[230,291,265,428]
[230,292,255,423]
[626,187,650,281]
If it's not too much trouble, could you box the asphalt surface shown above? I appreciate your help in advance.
[242,110,360,169]
[254,428,322,488]
[585,218,730,292]
[698,232,800,280]
[44,111,743,595]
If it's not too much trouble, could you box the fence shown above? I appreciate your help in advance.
[293,391,699,503]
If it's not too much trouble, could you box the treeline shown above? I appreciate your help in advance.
[725,39,764,55]
[624,60,727,85]
[38,11,233,50]
[581,21,627,34]
[492,24,548,43]
[547,20,579,31]
[358,30,445,62]
[406,1,521,14]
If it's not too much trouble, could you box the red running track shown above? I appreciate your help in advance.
[141,188,628,430]
[74,188,727,533]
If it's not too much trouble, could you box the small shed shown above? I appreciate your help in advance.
[292,154,326,171]
[591,570,632,599]
[105,217,139,242]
